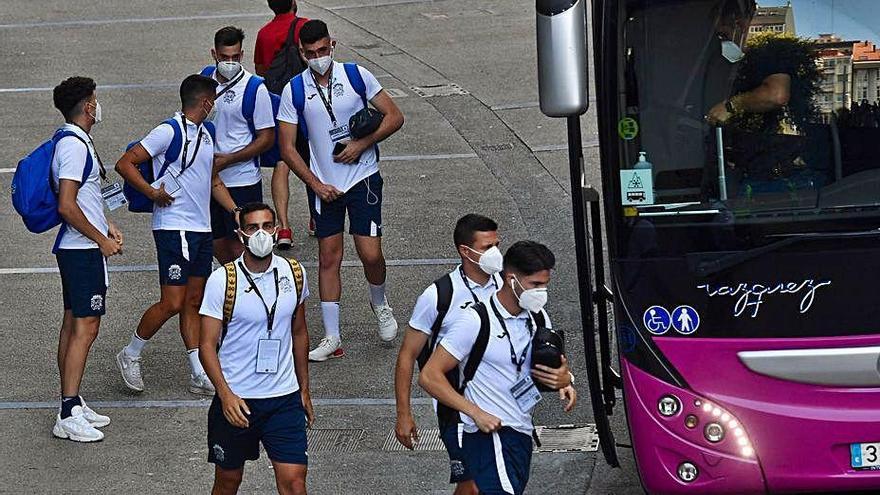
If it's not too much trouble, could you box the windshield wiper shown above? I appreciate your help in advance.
[692,229,880,277]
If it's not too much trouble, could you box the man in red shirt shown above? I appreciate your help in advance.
[254,0,308,76]
[255,0,312,246]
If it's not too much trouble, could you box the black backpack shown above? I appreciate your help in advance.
[264,16,308,96]
[415,274,545,428]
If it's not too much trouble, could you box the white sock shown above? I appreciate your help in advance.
[187,348,204,376]
[321,301,341,340]
[368,283,387,307]
[124,333,148,358]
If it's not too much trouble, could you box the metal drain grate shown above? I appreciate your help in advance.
[410,83,469,98]
[534,424,598,452]
[308,428,366,453]
[380,424,598,453]
[382,428,446,452]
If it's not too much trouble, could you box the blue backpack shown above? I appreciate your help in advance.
[290,62,377,157]
[123,118,216,213]
[200,67,281,168]
[12,130,93,234]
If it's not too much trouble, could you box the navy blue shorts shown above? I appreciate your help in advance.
[211,181,263,240]
[207,390,308,469]
[461,427,533,495]
[306,172,383,238]
[153,230,213,286]
[56,248,107,318]
[440,423,473,484]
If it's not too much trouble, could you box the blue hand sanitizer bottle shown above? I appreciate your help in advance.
[634,151,652,170]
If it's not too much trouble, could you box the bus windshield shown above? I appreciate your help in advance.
[610,0,880,338]
[619,0,880,255]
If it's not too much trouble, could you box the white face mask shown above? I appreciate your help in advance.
[721,40,745,63]
[511,275,548,313]
[89,100,103,124]
[216,60,242,80]
[308,53,333,76]
[241,229,276,259]
[463,245,503,275]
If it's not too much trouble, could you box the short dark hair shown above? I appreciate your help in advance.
[503,241,556,276]
[214,26,245,48]
[453,214,498,247]
[53,76,96,121]
[239,202,277,226]
[179,74,218,110]
[268,0,294,15]
[299,19,329,46]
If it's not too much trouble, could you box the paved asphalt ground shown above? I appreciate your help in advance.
[0,0,644,493]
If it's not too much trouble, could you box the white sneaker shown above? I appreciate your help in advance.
[79,398,110,428]
[309,336,344,362]
[189,372,215,396]
[116,349,144,392]
[53,406,104,443]
[372,301,399,342]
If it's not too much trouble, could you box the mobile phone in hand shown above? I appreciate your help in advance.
[333,142,347,156]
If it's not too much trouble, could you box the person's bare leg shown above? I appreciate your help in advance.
[272,461,307,495]
[214,238,244,265]
[61,316,100,397]
[180,276,207,350]
[135,284,186,340]
[57,310,74,386]
[352,235,386,286]
[212,466,244,495]
[272,162,291,231]
[317,234,344,302]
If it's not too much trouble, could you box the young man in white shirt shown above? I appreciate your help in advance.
[50,76,123,443]
[277,20,405,361]
[114,74,239,395]
[420,241,577,495]
[394,214,505,494]
[204,26,276,264]
[199,203,314,495]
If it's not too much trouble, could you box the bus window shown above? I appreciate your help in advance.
[619,0,880,256]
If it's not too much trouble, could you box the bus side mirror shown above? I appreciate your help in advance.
[536,0,590,117]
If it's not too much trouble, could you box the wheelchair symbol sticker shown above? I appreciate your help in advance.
[671,305,700,335]
[643,306,671,335]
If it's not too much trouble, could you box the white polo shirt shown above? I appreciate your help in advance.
[439,294,552,436]
[410,266,502,339]
[200,254,310,399]
[410,266,502,415]
[211,69,275,188]
[139,113,215,232]
[277,62,382,193]
[51,124,108,250]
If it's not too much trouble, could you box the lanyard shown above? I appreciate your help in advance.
[71,124,107,182]
[312,69,337,125]
[216,69,245,100]
[489,298,533,376]
[179,115,205,173]
[239,263,280,337]
[458,266,497,304]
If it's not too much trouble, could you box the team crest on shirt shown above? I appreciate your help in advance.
[450,460,465,478]
[212,444,225,462]
[223,90,236,104]
[279,276,293,294]
[332,82,345,98]
[90,295,103,311]
[168,264,182,281]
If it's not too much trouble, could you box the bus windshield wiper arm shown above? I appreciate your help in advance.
[694,229,880,277]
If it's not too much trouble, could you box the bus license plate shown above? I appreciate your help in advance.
[851,443,880,469]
